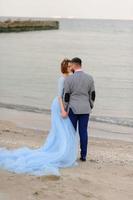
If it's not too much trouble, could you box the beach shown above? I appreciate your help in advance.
[0,119,133,200]
[0,17,133,200]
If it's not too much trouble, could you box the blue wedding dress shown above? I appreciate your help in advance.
[0,76,78,176]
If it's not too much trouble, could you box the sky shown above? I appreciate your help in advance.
[0,0,133,20]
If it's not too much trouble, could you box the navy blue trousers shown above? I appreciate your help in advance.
[69,108,89,159]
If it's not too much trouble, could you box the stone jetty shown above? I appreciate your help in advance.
[0,19,59,32]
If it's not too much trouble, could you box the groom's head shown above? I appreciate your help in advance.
[70,57,82,71]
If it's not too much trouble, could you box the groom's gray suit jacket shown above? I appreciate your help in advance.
[63,71,95,114]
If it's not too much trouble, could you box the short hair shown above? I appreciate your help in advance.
[61,58,71,74]
[71,57,82,66]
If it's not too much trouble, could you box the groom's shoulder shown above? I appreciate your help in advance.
[83,72,94,81]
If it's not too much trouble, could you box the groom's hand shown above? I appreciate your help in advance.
[61,110,68,118]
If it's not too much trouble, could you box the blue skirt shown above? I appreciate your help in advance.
[0,97,78,176]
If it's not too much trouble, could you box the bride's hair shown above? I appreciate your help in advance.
[61,58,71,74]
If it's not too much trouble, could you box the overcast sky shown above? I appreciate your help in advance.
[0,0,133,20]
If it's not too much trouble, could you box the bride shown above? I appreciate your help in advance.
[0,59,78,176]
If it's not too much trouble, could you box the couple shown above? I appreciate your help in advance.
[0,57,95,176]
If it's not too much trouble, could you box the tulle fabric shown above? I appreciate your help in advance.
[0,97,78,176]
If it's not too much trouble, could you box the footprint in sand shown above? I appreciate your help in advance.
[40,175,60,181]
[74,189,96,199]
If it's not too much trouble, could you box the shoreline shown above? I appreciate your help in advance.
[0,102,133,128]
[0,120,133,200]
[0,107,133,143]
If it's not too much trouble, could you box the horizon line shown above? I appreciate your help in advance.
[0,15,133,21]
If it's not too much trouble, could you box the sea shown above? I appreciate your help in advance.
[0,18,133,129]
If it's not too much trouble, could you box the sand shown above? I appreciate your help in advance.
[0,120,133,200]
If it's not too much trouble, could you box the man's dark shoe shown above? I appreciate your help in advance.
[80,157,86,162]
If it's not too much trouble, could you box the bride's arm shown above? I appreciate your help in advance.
[58,78,68,117]
[58,96,65,113]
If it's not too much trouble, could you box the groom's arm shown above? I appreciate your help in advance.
[63,78,71,112]
[89,78,96,109]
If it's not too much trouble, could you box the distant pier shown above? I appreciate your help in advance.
[0,19,59,32]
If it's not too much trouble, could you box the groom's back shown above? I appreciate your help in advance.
[64,71,94,114]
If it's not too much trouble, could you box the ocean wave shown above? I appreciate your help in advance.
[90,116,133,128]
[0,102,133,128]
[0,102,50,114]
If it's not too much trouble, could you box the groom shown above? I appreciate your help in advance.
[63,57,95,161]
